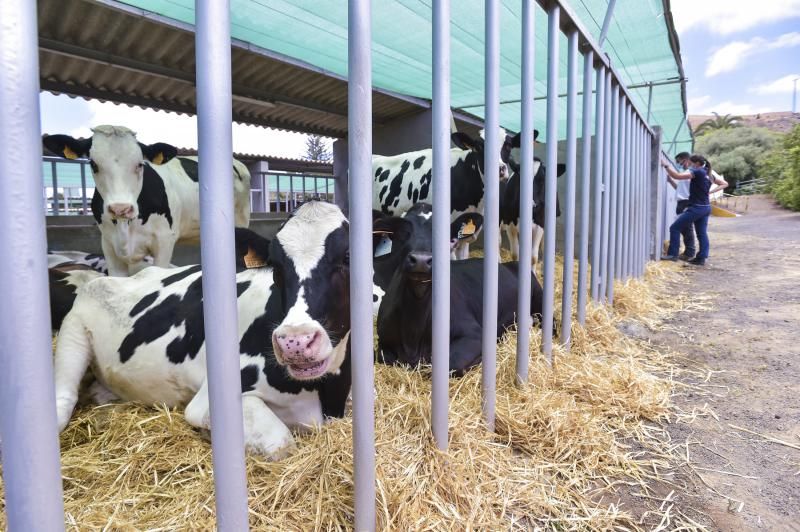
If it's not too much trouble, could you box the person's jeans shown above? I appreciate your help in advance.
[675,199,696,256]
[668,204,711,259]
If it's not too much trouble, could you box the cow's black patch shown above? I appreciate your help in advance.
[381,161,410,213]
[412,189,419,204]
[138,165,174,227]
[130,291,159,317]
[49,270,79,330]
[374,167,383,178]
[450,152,484,214]
[413,156,425,170]
[407,181,413,200]
[119,276,250,364]
[240,364,260,393]
[162,265,202,287]
[373,293,378,302]
[178,157,199,182]
[379,185,389,201]
[418,170,432,201]
[91,190,104,224]
[377,169,391,183]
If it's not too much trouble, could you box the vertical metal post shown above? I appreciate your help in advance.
[195,2,249,529]
[598,0,618,47]
[348,0,376,529]
[276,174,281,212]
[576,51,594,325]
[590,65,606,301]
[636,123,643,277]
[516,0,535,382]
[646,82,653,123]
[0,0,66,529]
[605,85,619,303]
[616,101,629,278]
[541,3,560,361]
[80,162,88,214]
[263,174,270,213]
[482,0,500,430]
[289,175,295,210]
[623,106,633,279]
[431,0,451,450]
[51,160,59,216]
[598,70,612,303]
[560,29,578,347]
[302,175,307,203]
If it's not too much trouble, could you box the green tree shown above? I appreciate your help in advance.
[760,124,800,211]
[304,135,332,162]
[694,112,743,135]
[695,127,778,190]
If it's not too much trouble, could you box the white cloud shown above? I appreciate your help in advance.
[706,32,800,77]
[698,100,773,116]
[750,73,800,95]
[64,99,325,158]
[687,95,711,113]
[671,0,800,36]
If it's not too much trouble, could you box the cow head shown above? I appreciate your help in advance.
[43,126,177,221]
[373,203,483,297]
[453,129,522,181]
[267,202,351,380]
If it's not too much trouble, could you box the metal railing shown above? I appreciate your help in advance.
[249,171,335,213]
[1,1,670,530]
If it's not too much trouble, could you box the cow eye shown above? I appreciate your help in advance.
[89,160,98,173]
[136,162,144,172]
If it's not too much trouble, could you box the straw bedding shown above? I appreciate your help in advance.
[1,261,703,530]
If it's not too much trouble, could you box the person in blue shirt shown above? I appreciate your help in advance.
[660,154,719,266]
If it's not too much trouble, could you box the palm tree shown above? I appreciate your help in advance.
[694,112,743,135]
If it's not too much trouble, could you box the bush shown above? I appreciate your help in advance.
[695,127,778,190]
[760,125,800,211]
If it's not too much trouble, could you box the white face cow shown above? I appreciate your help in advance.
[52,202,351,459]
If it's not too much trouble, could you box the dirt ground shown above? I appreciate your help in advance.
[630,195,800,530]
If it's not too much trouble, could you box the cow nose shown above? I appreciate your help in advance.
[274,330,322,364]
[108,203,135,219]
[405,252,433,274]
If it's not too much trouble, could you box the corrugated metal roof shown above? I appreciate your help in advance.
[37,0,483,138]
[176,148,333,174]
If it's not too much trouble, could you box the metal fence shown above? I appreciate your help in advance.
[249,171,335,213]
[1,1,671,530]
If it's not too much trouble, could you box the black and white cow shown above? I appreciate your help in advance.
[372,129,520,259]
[500,153,566,264]
[43,126,251,277]
[48,250,108,275]
[373,203,544,376]
[53,202,352,459]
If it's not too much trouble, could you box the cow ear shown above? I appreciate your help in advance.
[533,129,540,142]
[451,132,478,151]
[140,142,178,165]
[43,134,91,160]
[509,132,522,148]
[556,163,567,177]
[234,228,270,270]
[373,216,410,256]
[451,213,484,241]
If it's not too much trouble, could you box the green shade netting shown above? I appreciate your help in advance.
[121,0,692,156]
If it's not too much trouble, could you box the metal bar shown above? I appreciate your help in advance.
[598,0,619,47]
[622,107,632,279]
[0,0,66,528]
[605,85,619,304]
[289,175,295,210]
[598,70,612,303]
[636,123,644,277]
[616,101,629,278]
[51,160,59,216]
[576,50,594,325]
[195,2,249,529]
[302,175,307,203]
[80,162,88,214]
[646,82,653,123]
[516,0,535,382]
[348,0,376,528]
[590,66,606,301]
[263,174,270,212]
[482,0,500,430]
[276,174,281,212]
[560,28,579,347]
[541,2,560,361]
[431,0,450,450]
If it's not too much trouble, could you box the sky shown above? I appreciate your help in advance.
[39,1,800,156]
[670,0,800,116]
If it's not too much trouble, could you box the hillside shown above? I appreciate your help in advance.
[689,112,800,135]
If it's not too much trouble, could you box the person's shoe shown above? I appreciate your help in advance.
[687,257,705,266]
[661,255,678,261]
[678,252,695,261]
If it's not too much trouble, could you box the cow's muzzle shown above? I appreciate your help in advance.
[272,325,333,380]
[108,203,135,220]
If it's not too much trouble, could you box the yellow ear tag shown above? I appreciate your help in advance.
[151,152,165,165]
[458,219,476,240]
[243,247,267,269]
[63,146,78,160]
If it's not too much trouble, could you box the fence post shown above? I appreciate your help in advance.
[541,2,560,361]
[598,70,612,302]
[651,126,664,260]
[590,66,606,301]
[80,162,89,214]
[348,0,376,529]
[431,0,451,449]
[605,85,619,304]
[576,51,594,325]
[51,160,59,216]
[0,0,66,529]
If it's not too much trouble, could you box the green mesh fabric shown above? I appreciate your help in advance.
[121,0,691,155]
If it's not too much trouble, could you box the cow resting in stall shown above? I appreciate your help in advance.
[373,203,545,376]
[43,126,251,277]
[52,202,352,459]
